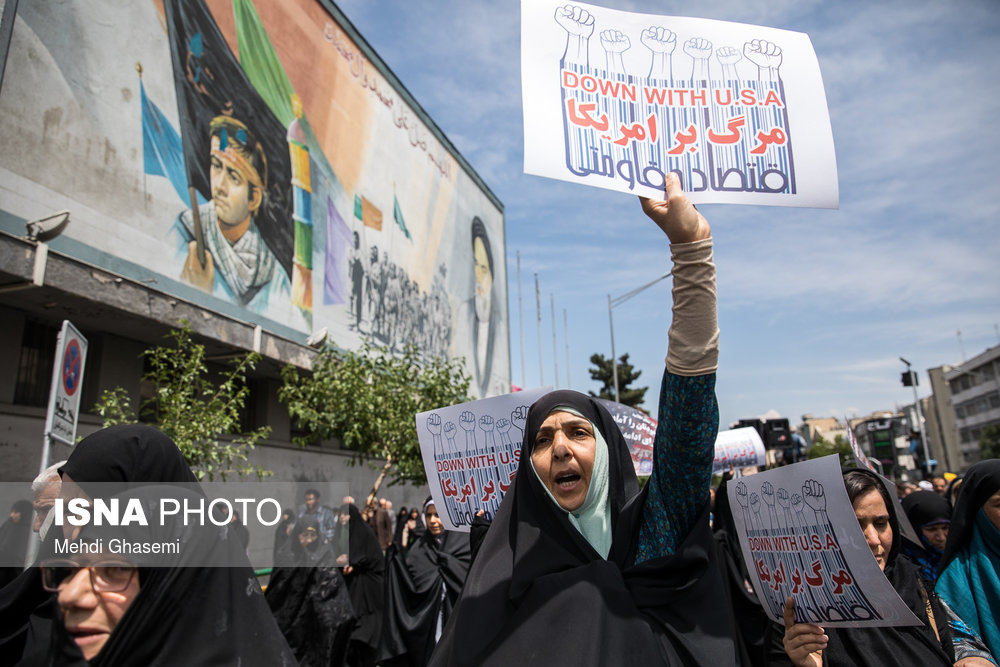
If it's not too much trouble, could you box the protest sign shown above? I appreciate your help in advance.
[713,426,766,473]
[417,388,550,532]
[522,0,838,207]
[726,455,920,627]
[595,398,655,475]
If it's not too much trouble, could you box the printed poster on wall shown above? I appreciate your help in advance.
[726,455,920,627]
[522,0,838,207]
[417,388,551,532]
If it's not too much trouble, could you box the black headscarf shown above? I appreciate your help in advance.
[900,490,951,584]
[766,469,953,666]
[429,389,736,667]
[336,503,385,653]
[0,500,34,589]
[266,516,356,667]
[381,501,471,667]
[938,458,1000,573]
[58,424,199,487]
[32,424,297,666]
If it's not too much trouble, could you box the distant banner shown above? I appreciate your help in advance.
[595,399,655,475]
[713,426,766,473]
[726,456,920,628]
[522,0,837,207]
[417,388,551,532]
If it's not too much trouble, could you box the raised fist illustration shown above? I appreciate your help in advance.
[496,418,511,435]
[511,406,529,433]
[761,481,776,506]
[443,421,457,442]
[640,26,676,54]
[426,412,442,436]
[555,5,595,37]
[479,415,495,432]
[790,493,804,514]
[683,37,713,60]
[776,487,790,509]
[749,492,761,515]
[600,29,630,53]
[744,39,782,69]
[716,45,741,66]
[802,479,826,511]
[735,481,749,508]
[459,411,477,433]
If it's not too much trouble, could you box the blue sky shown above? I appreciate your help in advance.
[334,0,1000,429]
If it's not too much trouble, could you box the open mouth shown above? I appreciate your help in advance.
[554,471,581,489]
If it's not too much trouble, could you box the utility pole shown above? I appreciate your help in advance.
[535,273,544,385]
[564,308,571,388]
[517,251,526,389]
[551,293,559,388]
[900,357,932,475]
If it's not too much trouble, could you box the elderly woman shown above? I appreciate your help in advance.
[429,175,735,666]
[935,459,1000,661]
[13,425,297,666]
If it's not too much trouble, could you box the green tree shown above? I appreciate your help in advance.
[807,434,853,468]
[278,341,471,510]
[92,324,271,480]
[979,424,1000,460]
[587,352,648,408]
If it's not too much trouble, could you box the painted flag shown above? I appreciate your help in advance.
[323,195,353,306]
[140,80,197,205]
[354,194,383,231]
[162,0,293,280]
[392,194,412,240]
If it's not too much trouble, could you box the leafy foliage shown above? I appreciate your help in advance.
[587,352,648,408]
[93,324,271,480]
[278,341,471,489]
[980,424,1000,460]
[807,434,854,468]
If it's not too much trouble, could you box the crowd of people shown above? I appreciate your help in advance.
[0,178,997,666]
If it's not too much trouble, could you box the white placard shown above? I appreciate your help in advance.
[713,426,766,473]
[417,388,551,532]
[522,0,838,207]
[725,456,920,628]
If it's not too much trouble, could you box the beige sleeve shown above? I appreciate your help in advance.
[665,237,719,376]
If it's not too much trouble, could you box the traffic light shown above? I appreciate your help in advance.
[901,371,918,387]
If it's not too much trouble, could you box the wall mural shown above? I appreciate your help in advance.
[0,0,509,398]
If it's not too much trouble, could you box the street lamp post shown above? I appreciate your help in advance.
[607,270,672,403]
[900,356,932,476]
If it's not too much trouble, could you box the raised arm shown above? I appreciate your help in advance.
[635,173,719,564]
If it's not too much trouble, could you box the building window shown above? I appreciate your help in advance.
[13,320,60,408]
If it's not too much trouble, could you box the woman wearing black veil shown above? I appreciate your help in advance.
[381,498,471,666]
[267,516,356,667]
[335,502,385,667]
[4,424,298,666]
[429,175,736,666]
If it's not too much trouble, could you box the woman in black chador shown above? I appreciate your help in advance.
[381,499,471,666]
[335,503,385,667]
[267,515,356,667]
[429,175,737,666]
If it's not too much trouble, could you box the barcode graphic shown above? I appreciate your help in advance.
[560,63,795,195]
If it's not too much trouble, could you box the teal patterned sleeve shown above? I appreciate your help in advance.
[634,368,718,565]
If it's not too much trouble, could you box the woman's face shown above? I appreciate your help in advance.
[921,522,949,551]
[983,489,1000,530]
[57,567,140,660]
[853,489,893,571]
[531,410,597,512]
[425,505,444,536]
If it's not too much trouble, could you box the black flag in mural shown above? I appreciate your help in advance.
[163,0,293,279]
